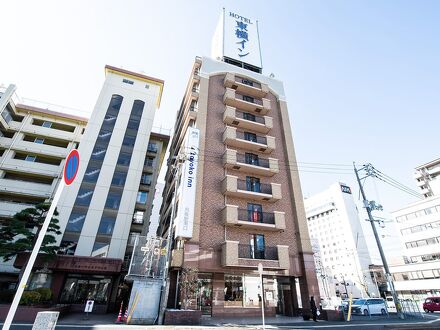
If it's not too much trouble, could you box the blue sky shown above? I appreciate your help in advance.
[2,0,439,211]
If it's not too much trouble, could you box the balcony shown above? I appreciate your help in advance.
[223,88,270,115]
[223,106,272,134]
[221,241,290,270]
[224,73,269,98]
[223,149,279,177]
[222,205,285,231]
[222,175,281,202]
[223,126,275,154]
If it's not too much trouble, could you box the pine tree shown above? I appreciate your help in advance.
[0,203,61,263]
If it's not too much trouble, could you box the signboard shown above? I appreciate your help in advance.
[84,300,94,312]
[212,8,262,69]
[340,184,352,194]
[127,236,168,279]
[64,149,80,185]
[174,127,200,239]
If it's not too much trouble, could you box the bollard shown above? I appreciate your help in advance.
[32,311,59,330]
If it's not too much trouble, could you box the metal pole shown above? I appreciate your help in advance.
[354,163,404,319]
[2,181,65,330]
[258,263,265,330]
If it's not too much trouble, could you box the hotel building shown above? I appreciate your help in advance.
[157,10,319,317]
[304,183,379,301]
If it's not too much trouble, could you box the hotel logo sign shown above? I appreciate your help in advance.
[212,9,262,69]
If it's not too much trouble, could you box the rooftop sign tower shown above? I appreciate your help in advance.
[212,8,263,73]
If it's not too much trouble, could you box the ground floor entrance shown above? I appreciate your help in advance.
[169,270,301,317]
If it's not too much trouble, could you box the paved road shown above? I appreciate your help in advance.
[2,313,440,330]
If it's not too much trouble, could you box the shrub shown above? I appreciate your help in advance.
[33,288,52,302]
[20,291,41,305]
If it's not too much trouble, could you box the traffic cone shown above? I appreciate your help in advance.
[123,307,129,322]
[115,302,123,323]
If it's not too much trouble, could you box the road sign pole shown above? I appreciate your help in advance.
[2,181,65,330]
[3,149,79,330]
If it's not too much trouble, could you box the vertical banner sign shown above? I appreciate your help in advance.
[174,127,200,239]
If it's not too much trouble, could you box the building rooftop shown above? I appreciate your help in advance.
[15,103,89,123]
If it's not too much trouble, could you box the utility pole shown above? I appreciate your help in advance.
[354,163,404,319]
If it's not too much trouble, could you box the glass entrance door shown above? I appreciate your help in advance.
[197,274,213,315]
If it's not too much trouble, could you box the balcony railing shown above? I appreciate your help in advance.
[236,153,270,169]
[237,93,263,106]
[238,244,278,260]
[235,110,265,124]
[236,77,262,89]
[237,179,272,194]
[235,131,267,145]
[237,209,275,225]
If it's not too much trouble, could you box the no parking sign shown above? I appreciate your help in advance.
[64,149,80,185]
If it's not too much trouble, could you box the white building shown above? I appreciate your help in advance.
[414,158,440,198]
[390,159,440,301]
[0,84,87,289]
[305,182,379,301]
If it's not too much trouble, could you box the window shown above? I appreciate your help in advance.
[25,155,36,162]
[145,156,155,167]
[117,152,132,166]
[247,203,262,222]
[122,135,136,147]
[65,212,87,232]
[105,191,122,209]
[127,118,140,130]
[250,234,265,259]
[133,211,144,224]
[83,166,100,183]
[76,188,94,206]
[97,216,116,235]
[97,129,113,141]
[140,174,152,185]
[111,171,127,186]
[244,132,257,143]
[246,176,260,192]
[136,191,148,204]
[241,79,254,86]
[243,112,256,122]
[1,109,12,123]
[224,275,243,307]
[34,137,45,144]
[245,153,259,166]
[123,79,134,85]
[128,232,140,246]
[147,142,158,153]
[42,121,52,128]
[243,95,254,103]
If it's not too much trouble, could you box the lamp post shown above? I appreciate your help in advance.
[258,263,265,330]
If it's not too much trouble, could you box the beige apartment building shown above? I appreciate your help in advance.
[0,84,88,289]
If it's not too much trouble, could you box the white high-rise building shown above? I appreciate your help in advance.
[305,182,379,301]
[390,158,440,301]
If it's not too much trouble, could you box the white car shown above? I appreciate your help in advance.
[351,298,388,316]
